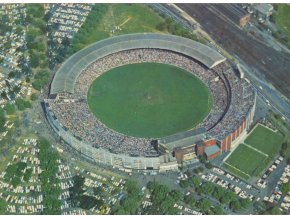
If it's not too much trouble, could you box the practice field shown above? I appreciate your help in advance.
[224,144,268,180]
[87,63,212,138]
[223,124,284,180]
[244,124,284,157]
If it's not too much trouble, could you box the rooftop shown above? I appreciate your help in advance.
[205,145,220,157]
[253,4,273,15]
[159,128,205,150]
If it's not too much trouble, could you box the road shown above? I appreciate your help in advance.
[157,3,290,123]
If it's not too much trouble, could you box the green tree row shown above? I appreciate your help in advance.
[69,4,109,54]
[38,138,62,214]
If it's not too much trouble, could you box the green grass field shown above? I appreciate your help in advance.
[224,124,284,180]
[223,162,251,180]
[224,144,268,180]
[273,4,290,43]
[108,4,166,34]
[87,63,212,138]
[244,125,284,157]
[70,4,167,54]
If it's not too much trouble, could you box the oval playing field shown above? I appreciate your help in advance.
[87,62,212,138]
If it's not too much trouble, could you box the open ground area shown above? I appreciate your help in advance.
[224,125,284,180]
[224,144,268,180]
[69,4,167,54]
[87,62,212,138]
[244,124,284,157]
[273,4,290,46]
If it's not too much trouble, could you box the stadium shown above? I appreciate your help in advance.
[44,33,256,172]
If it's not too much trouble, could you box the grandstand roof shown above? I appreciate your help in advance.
[159,128,205,151]
[50,33,226,94]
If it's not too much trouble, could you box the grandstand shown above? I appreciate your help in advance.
[50,33,226,94]
[45,33,256,172]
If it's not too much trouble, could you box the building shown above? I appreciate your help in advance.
[220,90,256,152]
[195,139,221,160]
[253,4,273,19]
[158,128,205,153]
[174,145,196,164]
[204,145,221,160]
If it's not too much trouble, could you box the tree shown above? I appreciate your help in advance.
[27,4,44,18]
[205,162,213,169]
[69,4,109,54]
[11,176,21,188]
[0,108,6,132]
[0,199,7,214]
[26,27,41,43]
[253,200,266,214]
[26,76,31,83]
[201,182,215,195]
[170,189,182,201]
[281,182,290,194]
[240,198,251,209]
[185,169,193,177]
[184,194,196,207]
[114,207,127,215]
[198,198,211,213]
[147,181,154,191]
[69,175,85,206]
[199,154,207,164]
[193,166,204,174]
[79,195,103,210]
[125,180,139,194]
[180,179,190,188]
[30,93,38,101]
[265,206,282,215]
[115,179,142,215]
[32,70,50,91]
[191,176,202,187]
[62,37,71,47]
[147,182,179,215]
[4,103,16,115]
[230,200,242,211]
[38,137,61,213]
[220,195,231,205]
[30,53,40,68]
[32,81,42,91]
[16,161,27,172]
[15,98,32,111]
[1,92,8,100]
[15,26,23,35]
[8,71,16,79]
[212,205,224,215]
[23,168,33,182]
[282,142,288,150]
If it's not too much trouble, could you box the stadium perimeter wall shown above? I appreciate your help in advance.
[44,102,178,172]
